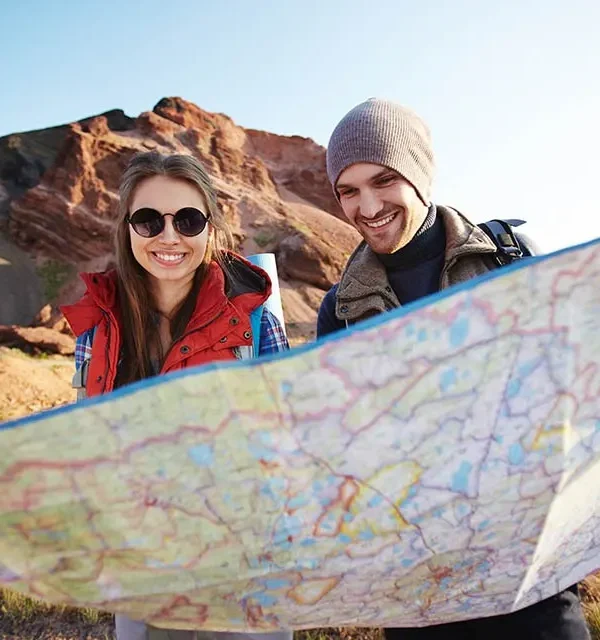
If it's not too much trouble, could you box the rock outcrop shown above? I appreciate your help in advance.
[0,97,360,343]
[0,325,75,356]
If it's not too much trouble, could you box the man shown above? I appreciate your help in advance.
[317,98,590,639]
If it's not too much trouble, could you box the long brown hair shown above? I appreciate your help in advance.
[114,151,233,386]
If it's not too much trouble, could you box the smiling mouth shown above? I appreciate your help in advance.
[363,212,397,229]
[151,252,187,265]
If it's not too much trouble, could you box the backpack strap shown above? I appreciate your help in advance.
[249,304,263,355]
[478,218,526,266]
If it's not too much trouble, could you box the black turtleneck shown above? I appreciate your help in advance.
[376,204,446,305]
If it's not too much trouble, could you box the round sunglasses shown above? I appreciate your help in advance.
[126,207,210,238]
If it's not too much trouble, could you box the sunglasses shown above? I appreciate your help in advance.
[126,207,210,238]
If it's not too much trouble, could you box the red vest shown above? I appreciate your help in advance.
[61,255,270,398]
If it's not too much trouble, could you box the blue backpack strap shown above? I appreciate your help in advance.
[249,304,264,356]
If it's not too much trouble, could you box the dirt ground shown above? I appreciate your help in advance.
[0,347,75,422]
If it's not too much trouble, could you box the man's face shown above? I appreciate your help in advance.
[336,163,429,254]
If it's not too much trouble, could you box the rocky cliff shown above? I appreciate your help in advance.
[0,97,360,343]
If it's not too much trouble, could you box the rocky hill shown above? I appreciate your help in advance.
[0,97,360,344]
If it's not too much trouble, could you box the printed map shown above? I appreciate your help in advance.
[1,239,599,631]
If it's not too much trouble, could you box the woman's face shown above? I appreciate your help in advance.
[128,175,210,287]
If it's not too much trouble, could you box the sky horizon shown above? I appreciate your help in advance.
[3,0,599,253]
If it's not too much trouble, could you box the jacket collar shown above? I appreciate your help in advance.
[335,205,497,322]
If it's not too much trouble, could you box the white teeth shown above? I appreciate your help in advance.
[155,253,184,262]
[365,213,396,228]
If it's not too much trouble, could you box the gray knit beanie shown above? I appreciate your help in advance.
[326,98,435,204]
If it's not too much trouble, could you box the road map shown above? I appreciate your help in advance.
[1,238,599,631]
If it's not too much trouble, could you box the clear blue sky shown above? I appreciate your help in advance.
[2,0,599,252]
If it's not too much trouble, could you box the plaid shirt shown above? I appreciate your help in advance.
[74,307,289,371]
[256,307,289,356]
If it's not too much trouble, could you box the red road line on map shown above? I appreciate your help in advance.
[311,478,359,538]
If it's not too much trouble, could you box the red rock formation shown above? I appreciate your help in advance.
[0,325,75,356]
[1,97,360,342]
[33,304,74,336]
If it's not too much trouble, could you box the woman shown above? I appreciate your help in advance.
[62,151,291,640]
